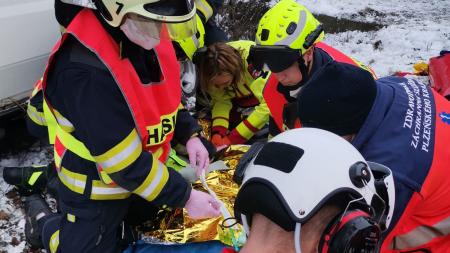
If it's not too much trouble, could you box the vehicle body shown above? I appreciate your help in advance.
[0,0,59,117]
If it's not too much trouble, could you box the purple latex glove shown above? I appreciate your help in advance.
[186,136,210,176]
[185,189,221,219]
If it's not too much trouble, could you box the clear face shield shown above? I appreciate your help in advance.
[120,13,197,50]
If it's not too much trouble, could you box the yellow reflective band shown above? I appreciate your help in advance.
[66,213,76,223]
[146,110,177,146]
[27,105,47,126]
[31,84,42,97]
[57,167,87,195]
[43,101,57,144]
[134,158,169,201]
[28,171,43,186]
[99,170,114,185]
[213,118,229,128]
[53,148,64,169]
[235,124,253,140]
[56,127,94,162]
[90,180,131,200]
[195,0,213,21]
[49,230,59,253]
[94,130,142,174]
[53,110,74,132]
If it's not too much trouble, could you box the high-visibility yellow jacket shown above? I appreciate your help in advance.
[210,40,270,144]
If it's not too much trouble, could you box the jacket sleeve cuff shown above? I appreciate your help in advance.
[212,126,228,137]
[227,129,248,145]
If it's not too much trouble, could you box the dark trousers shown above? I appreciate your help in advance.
[41,195,159,253]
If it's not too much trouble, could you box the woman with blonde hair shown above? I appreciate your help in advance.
[196,40,270,147]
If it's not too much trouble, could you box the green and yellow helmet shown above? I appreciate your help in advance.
[256,0,324,52]
[174,14,205,60]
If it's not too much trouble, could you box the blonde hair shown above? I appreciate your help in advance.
[198,42,245,93]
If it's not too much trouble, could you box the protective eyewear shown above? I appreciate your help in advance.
[248,45,302,73]
[125,13,197,40]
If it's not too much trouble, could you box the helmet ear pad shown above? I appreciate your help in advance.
[319,209,381,253]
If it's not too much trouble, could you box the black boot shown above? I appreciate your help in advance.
[3,163,53,195]
[24,194,53,248]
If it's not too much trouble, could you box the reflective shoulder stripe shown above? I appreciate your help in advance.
[94,129,142,174]
[134,158,169,201]
[43,101,57,144]
[195,0,213,21]
[392,216,450,250]
[49,230,59,253]
[27,105,47,126]
[53,109,75,132]
[56,126,94,162]
[57,167,87,194]
[90,180,131,200]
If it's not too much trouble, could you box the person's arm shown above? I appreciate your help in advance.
[173,106,202,145]
[26,86,50,142]
[55,67,191,207]
[210,86,234,137]
[227,76,270,144]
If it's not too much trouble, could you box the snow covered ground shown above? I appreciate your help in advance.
[0,0,449,252]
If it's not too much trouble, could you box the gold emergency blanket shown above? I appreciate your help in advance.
[144,144,249,244]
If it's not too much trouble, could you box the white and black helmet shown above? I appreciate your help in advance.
[234,128,395,253]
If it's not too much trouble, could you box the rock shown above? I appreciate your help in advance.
[0,210,10,221]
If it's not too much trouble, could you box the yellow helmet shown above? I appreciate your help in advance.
[174,14,205,60]
[256,0,324,52]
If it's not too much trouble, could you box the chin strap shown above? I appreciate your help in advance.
[294,223,302,253]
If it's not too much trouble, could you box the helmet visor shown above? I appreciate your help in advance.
[125,13,197,40]
[144,0,195,19]
[249,45,301,73]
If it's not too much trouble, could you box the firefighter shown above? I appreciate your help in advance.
[248,0,375,137]
[233,128,396,253]
[195,40,271,148]
[293,61,450,251]
[22,1,221,252]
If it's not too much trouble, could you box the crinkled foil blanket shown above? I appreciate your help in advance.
[141,119,249,246]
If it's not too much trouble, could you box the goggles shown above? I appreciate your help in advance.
[124,13,197,41]
[248,45,302,73]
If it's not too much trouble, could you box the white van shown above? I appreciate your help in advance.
[0,0,59,117]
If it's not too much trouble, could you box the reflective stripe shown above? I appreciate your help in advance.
[28,171,43,186]
[67,213,76,223]
[213,118,229,128]
[57,167,87,194]
[276,10,307,47]
[392,216,450,250]
[195,0,213,20]
[235,120,259,140]
[134,158,169,201]
[53,109,74,132]
[56,126,94,162]
[27,105,47,126]
[94,130,142,174]
[43,101,57,144]
[90,180,131,200]
[49,230,59,253]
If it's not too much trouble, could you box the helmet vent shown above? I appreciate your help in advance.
[260,29,270,41]
[254,142,304,173]
[286,22,297,35]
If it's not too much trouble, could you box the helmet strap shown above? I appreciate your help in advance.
[294,223,302,253]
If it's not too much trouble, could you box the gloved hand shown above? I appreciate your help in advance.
[186,136,210,176]
[185,189,221,219]
[180,61,197,95]
[211,134,231,147]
